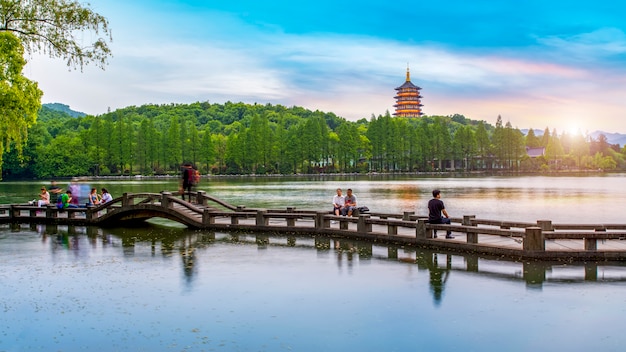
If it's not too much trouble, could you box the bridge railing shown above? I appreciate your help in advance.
[198,208,626,258]
[3,193,626,259]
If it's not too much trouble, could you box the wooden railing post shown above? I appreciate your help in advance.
[388,221,398,235]
[464,215,478,243]
[160,192,172,209]
[523,227,545,251]
[197,191,207,206]
[586,228,604,251]
[416,219,431,239]
[316,211,329,229]
[230,206,246,225]
[10,205,19,219]
[340,217,349,230]
[202,208,215,225]
[403,211,415,221]
[46,204,57,218]
[256,209,268,226]
[122,193,133,207]
[86,207,95,221]
[357,214,372,233]
[537,220,553,231]
[286,207,296,227]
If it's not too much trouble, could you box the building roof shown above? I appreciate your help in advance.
[526,146,545,158]
[395,80,421,90]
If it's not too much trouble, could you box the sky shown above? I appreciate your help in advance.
[24,0,626,134]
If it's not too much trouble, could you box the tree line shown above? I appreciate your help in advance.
[2,101,625,180]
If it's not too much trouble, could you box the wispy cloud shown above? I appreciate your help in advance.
[537,27,626,59]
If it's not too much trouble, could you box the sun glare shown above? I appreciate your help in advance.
[567,124,582,136]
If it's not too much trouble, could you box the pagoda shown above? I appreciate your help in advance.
[393,67,423,117]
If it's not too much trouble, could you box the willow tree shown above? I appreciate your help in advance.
[0,0,112,70]
[0,0,112,176]
[0,32,42,174]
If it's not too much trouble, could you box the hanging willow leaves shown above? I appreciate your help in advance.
[0,0,112,70]
[0,32,43,173]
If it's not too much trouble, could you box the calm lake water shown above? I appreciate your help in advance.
[1,174,626,351]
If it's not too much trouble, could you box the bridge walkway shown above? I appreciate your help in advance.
[3,191,626,260]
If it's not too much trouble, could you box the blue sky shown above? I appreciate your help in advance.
[25,0,626,134]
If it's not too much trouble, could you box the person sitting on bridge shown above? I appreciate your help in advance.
[100,188,113,203]
[332,188,345,216]
[342,189,357,217]
[428,189,454,239]
[59,190,79,209]
[88,188,101,206]
[37,186,50,207]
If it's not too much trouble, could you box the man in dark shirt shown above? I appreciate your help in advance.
[428,189,454,239]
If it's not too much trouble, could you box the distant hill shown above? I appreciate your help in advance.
[42,103,86,118]
[522,129,626,148]
[588,131,626,148]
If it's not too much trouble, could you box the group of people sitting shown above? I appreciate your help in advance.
[332,188,358,217]
[33,182,113,209]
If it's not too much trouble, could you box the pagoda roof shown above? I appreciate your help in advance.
[395,80,421,90]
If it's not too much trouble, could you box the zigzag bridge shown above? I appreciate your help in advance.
[3,191,626,261]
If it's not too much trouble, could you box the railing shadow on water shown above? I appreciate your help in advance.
[7,223,626,298]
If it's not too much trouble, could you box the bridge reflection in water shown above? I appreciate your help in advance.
[20,222,626,295]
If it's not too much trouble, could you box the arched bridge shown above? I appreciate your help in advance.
[91,191,229,228]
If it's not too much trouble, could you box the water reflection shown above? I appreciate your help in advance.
[417,252,451,306]
[15,224,626,302]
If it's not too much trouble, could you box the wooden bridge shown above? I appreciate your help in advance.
[2,191,626,261]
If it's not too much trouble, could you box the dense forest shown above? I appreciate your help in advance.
[2,101,625,179]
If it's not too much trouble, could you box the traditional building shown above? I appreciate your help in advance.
[393,67,423,117]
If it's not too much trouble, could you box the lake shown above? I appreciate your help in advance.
[1,174,625,351]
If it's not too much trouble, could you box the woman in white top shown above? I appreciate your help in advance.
[38,186,50,207]
[100,188,113,203]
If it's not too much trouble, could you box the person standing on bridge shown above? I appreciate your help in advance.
[428,189,454,239]
[48,181,63,204]
[180,163,194,201]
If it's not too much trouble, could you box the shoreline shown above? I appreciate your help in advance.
[3,168,612,182]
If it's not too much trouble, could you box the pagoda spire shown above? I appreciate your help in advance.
[406,64,410,82]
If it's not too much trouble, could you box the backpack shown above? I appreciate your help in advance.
[56,196,64,209]
[185,168,194,184]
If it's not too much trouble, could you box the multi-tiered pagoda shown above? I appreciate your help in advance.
[393,67,423,117]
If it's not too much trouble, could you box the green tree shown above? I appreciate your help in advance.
[431,117,452,170]
[474,121,491,169]
[0,0,112,69]
[200,127,215,174]
[0,32,43,175]
[453,125,476,170]
[545,129,564,169]
[525,129,541,148]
